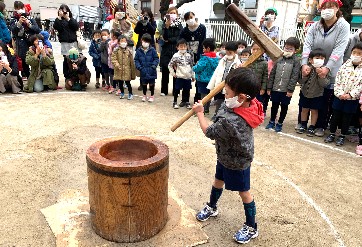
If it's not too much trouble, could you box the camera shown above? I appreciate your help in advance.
[63,12,68,15]
[143,16,148,21]
[264,16,269,21]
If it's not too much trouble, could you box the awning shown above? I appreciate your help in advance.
[351,16,362,24]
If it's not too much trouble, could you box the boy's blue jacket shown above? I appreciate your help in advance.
[193,52,219,83]
[89,40,102,67]
[0,13,11,44]
[134,47,159,80]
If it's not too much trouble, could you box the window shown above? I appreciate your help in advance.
[141,0,151,9]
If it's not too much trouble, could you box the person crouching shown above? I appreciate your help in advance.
[64,47,91,91]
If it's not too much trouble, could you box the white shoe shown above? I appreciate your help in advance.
[142,95,147,102]
[160,93,166,96]
[148,96,154,102]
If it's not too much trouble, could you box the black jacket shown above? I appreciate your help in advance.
[0,55,19,76]
[53,17,79,43]
[64,55,88,79]
[10,15,40,58]
[160,22,183,67]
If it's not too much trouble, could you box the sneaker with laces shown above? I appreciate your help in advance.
[186,102,192,109]
[148,96,154,102]
[160,93,166,96]
[128,94,133,100]
[108,87,115,94]
[275,123,283,132]
[306,127,315,137]
[95,82,100,88]
[265,121,275,130]
[119,93,125,99]
[296,126,306,134]
[173,102,179,109]
[116,89,121,96]
[324,134,335,143]
[142,95,147,102]
[179,102,186,107]
[295,123,302,130]
[196,204,218,222]
[335,136,345,146]
[314,128,325,137]
[233,223,258,244]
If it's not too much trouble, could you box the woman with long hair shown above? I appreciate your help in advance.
[109,5,133,42]
[53,4,79,80]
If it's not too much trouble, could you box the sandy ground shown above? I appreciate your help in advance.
[0,42,361,247]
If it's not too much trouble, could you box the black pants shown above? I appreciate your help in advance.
[270,101,288,124]
[95,66,103,79]
[329,109,354,136]
[174,89,190,103]
[143,84,155,96]
[21,57,30,78]
[119,80,132,94]
[316,88,334,129]
[193,81,201,103]
[161,65,176,95]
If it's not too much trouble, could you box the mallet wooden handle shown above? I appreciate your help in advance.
[170,49,264,132]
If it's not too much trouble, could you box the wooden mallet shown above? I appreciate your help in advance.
[170,3,284,132]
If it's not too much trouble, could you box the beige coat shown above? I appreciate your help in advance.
[111,47,136,81]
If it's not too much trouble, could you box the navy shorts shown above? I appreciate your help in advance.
[215,161,250,192]
[332,97,359,114]
[175,78,192,90]
[299,93,323,110]
[101,63,110,74]
[271,91,292,105]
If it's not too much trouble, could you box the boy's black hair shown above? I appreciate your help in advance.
[240,48,251,55]
[141,33,152,43]
[203,38,216,51]
[112,30,121,39]
[92,30,101,37]
[237,40,248,48]
[220,41,227,48]
[352,42,362,52]
[225,67,260,100]
[309,48,326,59]
[184,11,195,21]
[225,41,238,52]
[284,37,300,50]
[101,29,110,35]
[118,35,127,41]
[177,38,187,47]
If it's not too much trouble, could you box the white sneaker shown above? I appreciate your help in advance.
[160,93,166,96]
[173,102,179,109]
[148,96,154,102]
[142,95,147,102]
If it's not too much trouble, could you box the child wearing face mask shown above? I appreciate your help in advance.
[89,30,104,88]
[266,37,301,132]
[98,29,112,90]
[238,48,250,64]
[168,39,195,109]
[296,48,330,136]
[216,42,227,59]
[107,30,121,94]
[248,43,268,117]
[207,41,242,119]
[192,67,264,245]
[236,40,248,56]
[111,35,136,100]
[324,42,362,146]
[134,33,159,102]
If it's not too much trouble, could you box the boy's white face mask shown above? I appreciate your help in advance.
[225,96,243,108]
[351,55,362,64]
[312,58,324,68]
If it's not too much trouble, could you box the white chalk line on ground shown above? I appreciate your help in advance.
[253,160,345,247]
[275,131,360,158]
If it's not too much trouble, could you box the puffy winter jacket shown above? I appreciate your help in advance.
[168,51,194,79]
[300,65,330,98]
[0,13,11,44]
[88,40,102,67]
[134,47,159,81]
[98,39,110,64]
[193,52,219,83]
[249,57,268,90]
[160,21,183,67]
[111,47,136,81]
[267,55,300,93]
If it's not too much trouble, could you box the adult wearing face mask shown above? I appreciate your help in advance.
[0,3,11,44]
[134,8,157,49]
[110,5,133,42]
[160,7,183,96]
[10,1,40,80]
[301,0,350,137]
[179,11,206,103]
[260,8,279,47]
[53,4,79,81]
